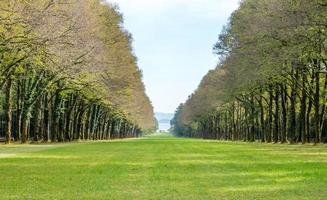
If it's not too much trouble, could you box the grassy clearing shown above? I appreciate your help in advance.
[0,133,326,200]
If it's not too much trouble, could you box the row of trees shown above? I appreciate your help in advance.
[171,0,327,144]
[0,0,156,143]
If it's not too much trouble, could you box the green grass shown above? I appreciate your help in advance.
[0,133,326,200]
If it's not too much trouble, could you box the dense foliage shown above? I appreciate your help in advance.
[0,0,156,143]
[172,0,327,143]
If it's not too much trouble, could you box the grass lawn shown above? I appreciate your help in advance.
[0,134,326,200]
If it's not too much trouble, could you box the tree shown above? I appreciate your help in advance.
[0,0,155,143]
[173,0,327,144]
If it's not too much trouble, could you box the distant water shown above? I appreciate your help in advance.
[159,123,171,132]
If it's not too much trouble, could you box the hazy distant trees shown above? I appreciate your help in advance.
[0,0,156,143]
[171,0,327,144]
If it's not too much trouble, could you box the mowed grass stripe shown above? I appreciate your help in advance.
[0,134,326,200]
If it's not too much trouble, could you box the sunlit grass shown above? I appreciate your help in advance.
[0,134,326,200]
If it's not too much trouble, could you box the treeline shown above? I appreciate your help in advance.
[171,0,327,144]
[0,0,156,144]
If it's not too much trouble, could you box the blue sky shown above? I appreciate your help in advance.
[107,0,240,113]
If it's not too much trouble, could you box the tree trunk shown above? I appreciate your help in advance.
[21,117,29,144]
[32,98,42,142]
[258,95,265,142]
[16,80,22,141]
[267,86,273,143]
[289,68,298,144]
[299,70,308,144]
[319,73,327,142]
[273,87,280,143]
[280,84,287,143]
[314,60,321,144]
[5,78,13,144]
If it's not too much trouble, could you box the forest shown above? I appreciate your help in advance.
[171,0,327,144]
[0,0,156,144]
